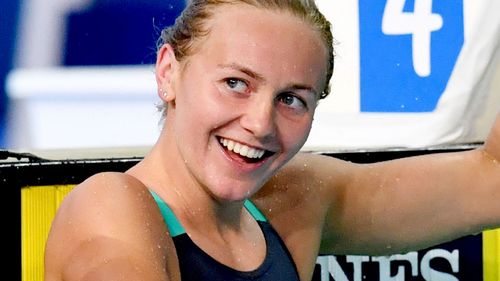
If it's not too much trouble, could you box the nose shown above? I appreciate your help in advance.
[239,96,276,139]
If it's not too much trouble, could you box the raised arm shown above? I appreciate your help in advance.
[259,113,500,264]
[320,113,500,255]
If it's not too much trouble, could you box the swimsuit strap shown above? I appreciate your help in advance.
[243,199,267,222]
[150,190,268,237]
[150,190,186,237]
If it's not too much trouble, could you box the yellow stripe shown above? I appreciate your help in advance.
[483,228,500,281]
[21,185,74,281]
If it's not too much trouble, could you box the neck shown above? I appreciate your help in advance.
[128,130,248,231]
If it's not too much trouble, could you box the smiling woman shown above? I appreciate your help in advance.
[43,1,500,281]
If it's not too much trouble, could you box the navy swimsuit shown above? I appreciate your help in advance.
[150,191,300,281]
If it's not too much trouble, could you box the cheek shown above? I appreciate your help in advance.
[175,81,231,131]
[278,115,313,151]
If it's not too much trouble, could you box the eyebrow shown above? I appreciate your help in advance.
[218,63,319,97]
[218,63,265,82]
[287,84,318,98]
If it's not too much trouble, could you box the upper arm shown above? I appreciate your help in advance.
[258,143,500,258]
[44,172,176,281]
[319,147,500,256]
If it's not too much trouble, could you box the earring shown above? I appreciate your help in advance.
[161,89,168,98]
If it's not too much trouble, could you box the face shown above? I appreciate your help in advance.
[159,4,328,202]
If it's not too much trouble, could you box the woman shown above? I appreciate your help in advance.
[44,1,500,280]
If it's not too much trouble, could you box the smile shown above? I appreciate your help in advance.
[218,137,267,159]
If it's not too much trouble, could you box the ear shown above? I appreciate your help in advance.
[155,44,179,102]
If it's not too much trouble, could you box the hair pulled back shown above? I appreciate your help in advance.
[158,0,334,99]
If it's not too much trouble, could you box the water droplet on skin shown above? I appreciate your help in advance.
[268,208,272,212]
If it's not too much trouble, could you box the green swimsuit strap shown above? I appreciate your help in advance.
[150,190,186,237]
[149,190,268,237]
[243,199,267,222]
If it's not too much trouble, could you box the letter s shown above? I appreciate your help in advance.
[420,249,459,281]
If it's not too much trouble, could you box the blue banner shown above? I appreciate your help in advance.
[313,234,482,280]
[359,0,464,112]
[64,0,185,66]
[0,0,20,146]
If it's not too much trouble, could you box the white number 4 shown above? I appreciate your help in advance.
[382,0,443,77]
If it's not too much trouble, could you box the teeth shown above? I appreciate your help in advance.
[219,138,266,159]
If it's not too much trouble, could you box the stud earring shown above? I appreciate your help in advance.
[161,89,168,98]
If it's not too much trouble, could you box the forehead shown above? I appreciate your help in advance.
[189,4,328,89]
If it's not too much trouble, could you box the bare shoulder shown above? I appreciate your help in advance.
[48,172,158,237]
[251,152,358,277]
[254,152,357,209]
[44,172,176,281]
[59,171,156,216]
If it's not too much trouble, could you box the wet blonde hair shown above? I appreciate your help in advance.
[157,0,334,114]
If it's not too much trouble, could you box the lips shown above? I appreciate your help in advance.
[219,137,266,159]
[217,137,277,165]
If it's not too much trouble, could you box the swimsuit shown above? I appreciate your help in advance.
[150,191,300,281]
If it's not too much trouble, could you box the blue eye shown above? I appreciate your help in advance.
[225,78,248,93]
[278,93,307,111]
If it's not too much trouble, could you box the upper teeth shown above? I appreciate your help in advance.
[220,138,266,159]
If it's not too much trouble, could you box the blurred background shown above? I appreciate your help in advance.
[1,0,185,153]
[1,0,499,153]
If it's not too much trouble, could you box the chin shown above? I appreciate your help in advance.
[210,182,259,202]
